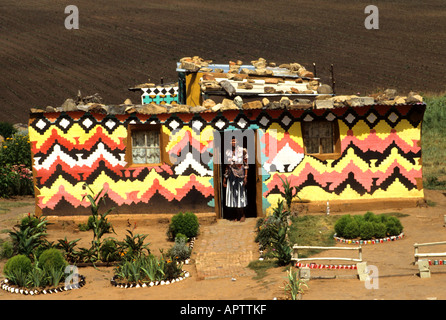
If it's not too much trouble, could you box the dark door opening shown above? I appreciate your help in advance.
[217,130,258,220]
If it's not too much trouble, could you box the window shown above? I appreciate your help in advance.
[126,124,170,166]
[132,130,160,164]
[302,121,341,160]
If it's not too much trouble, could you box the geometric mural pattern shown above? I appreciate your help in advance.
[29,103,425,215]
[141,87,179,105]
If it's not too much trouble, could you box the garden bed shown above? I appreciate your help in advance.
[110,271,190,289]
[333,232,405,245]
[0,274,86,295]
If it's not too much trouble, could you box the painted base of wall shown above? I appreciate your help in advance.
[44,212,217,228]
[291,197,425,215]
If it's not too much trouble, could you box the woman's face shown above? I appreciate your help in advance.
[231,138,237,148]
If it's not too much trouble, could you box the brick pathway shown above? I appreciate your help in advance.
[194,218,259,280]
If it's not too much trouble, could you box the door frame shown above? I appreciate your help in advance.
[213,129,263,219]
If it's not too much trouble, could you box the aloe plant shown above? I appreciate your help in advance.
[119,229,151,259]
[9,223,48,259]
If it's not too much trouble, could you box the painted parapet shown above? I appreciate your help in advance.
[28,102,425,216]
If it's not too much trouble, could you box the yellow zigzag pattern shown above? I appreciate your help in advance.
[38,170,213,207]
[29,124,127,149]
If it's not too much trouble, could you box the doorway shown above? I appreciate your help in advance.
[213,129,261,220]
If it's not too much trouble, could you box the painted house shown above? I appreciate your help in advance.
[29,59,426,218]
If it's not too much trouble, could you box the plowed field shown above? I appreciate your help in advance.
[1,0,445,123]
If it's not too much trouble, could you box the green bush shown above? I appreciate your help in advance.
[386,216,403,236]
[343,220,360,239]
[0,132,33,198]
[100,238,121,262]
[168,237,191,261]
[255,216,280,250]
[333,214,352,236]
[334,212,404,239]
[3,254,32,276]
[167,212,199,240]
[374,222,387,238]
[359,221,375,240]
[0,122,17,139]
[38,248,68,272]
[0,240,14,259]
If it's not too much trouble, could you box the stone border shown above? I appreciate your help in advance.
[295,262,357,270]
[428,260,446,266]
[110,271,190,289]
[333,232,404,245]
[0,274,86,296]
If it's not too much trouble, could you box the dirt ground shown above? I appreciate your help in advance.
[1,0,446,124]
[1,189,446,301]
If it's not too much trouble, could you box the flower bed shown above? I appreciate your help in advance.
[333,212,404,244]
[295,262,357,270]
[110,271,190,289]
[110,236,195,289]
[333,232,405,245]
[0,274,86,295]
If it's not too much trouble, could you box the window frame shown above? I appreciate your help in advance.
[301,120,341,161]
[125,124,169,167]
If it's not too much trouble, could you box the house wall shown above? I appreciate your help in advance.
[28,103,425,216]
[263,104,425,211]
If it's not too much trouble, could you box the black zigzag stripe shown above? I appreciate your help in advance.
[37,164,80,188]
[329,141,420,168]
[265,166,419,198]
[34,138,124,166]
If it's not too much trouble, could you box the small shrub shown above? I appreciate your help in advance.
[175,233,189,242]
[333,214,352,237]
[343,220,360,239]
[99,238,121,262]
[119,229,151,259]
[167,212,199,240]
[0,122,17,139]
[38,248,68,272]
[386,216,403,236]
[359,221,375,240]
[168,237,191,261]
[374,222,387,238]
[255,216,280,250]
[3,254,33,276]
[0,240,14,259]
[163,257,183,280]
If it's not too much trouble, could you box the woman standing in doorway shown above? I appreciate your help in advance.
[223,137,248,222]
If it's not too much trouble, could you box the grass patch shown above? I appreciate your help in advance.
[421,94,446,190]
[0,201,34,215]
[287,215,339,258]
[248,259,279,280]
[382,212,409,218]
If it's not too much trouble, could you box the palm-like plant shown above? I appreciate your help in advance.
[81,183,115,262]
[279,176,301,210]
[9,218,48,259]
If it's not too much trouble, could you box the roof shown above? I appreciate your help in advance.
[30,94,425,117]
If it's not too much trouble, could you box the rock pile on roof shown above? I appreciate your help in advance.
[30,88,423,116]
